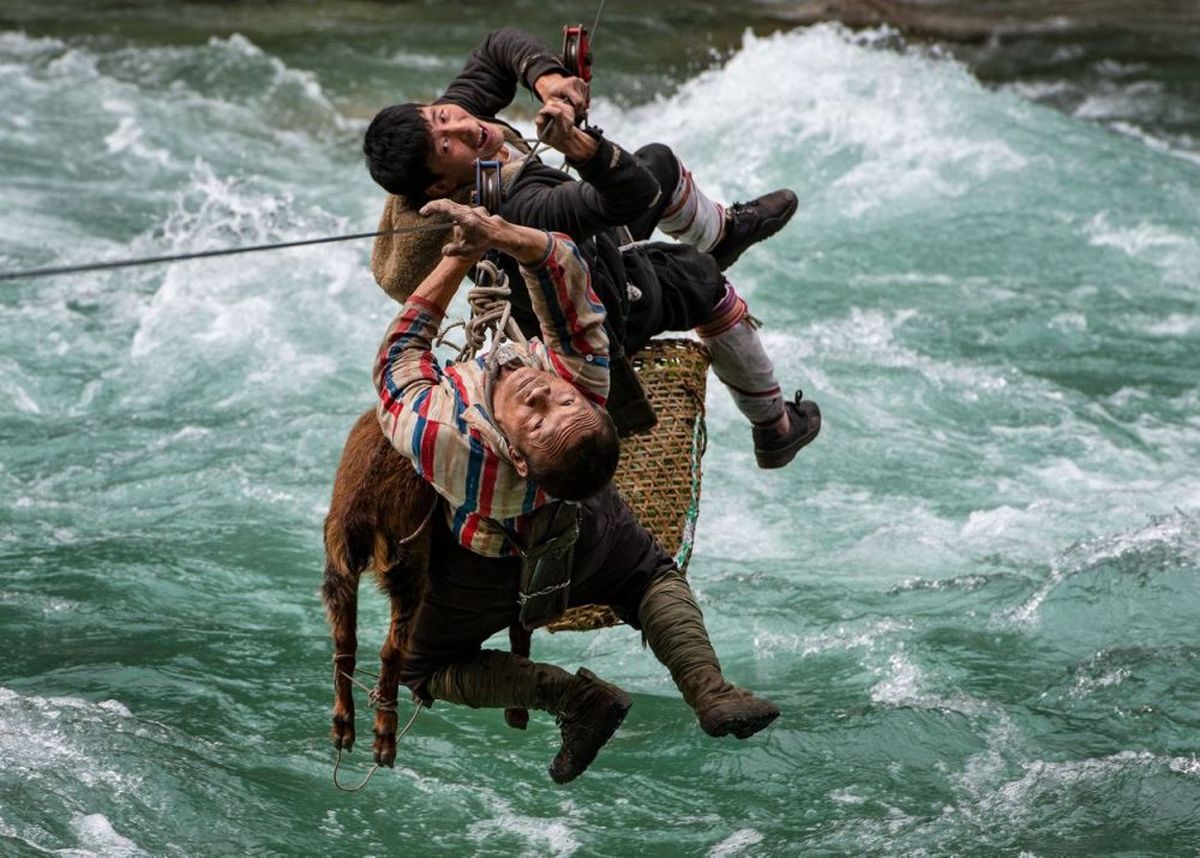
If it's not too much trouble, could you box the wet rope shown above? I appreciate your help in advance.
[434,258,526,363]
[331,701,424,793]
[0,222,455,283]
[672,408,708,571]
[330,652,425,793]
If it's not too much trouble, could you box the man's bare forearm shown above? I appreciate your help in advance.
[487,220,553,265]
[410,254,476,316]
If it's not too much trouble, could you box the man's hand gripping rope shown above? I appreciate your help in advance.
[421,199,530,362]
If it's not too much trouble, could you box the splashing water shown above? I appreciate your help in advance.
[1,14,1199,856]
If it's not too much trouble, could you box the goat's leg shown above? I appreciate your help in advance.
[372,578,405,767]
[372,557,423,767]
[321,555,360,753]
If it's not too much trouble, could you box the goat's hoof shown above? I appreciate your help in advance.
[373,712,398,767]
[332,712,356,752]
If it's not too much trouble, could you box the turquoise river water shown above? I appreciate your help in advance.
[1,2,1199,855]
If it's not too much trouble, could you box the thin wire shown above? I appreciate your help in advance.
[519,0,609,179]
[0,222,455,283]
[331,701,425,793]
[590,0,608,46]
[520,122,554,173]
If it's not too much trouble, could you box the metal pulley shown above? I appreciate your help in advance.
[561,24,592,83]
[472,159,504,213]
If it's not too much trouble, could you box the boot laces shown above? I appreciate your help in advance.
[728,199,759,218]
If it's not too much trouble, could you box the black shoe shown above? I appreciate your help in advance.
[709,189,798,270]
[752,391,821,469]
[548,668,632,784]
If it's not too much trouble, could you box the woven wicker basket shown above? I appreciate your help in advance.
[547,338,709,632]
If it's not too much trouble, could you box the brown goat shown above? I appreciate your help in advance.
[321,409,531,767]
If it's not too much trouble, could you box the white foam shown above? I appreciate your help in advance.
[803,307,1013,395]
[995,751,1169,806]
[0,687,141,796]
[101,99,172,167]
[756,618,910,659]
[389,50,454,71]
[1005,512,1199,626]
[1168,755,1200,776]
[3,379,40,414]
[466,795,580,857]
[121,158,371,399]
[870,650,990,715]
[66,813,145,857]
[869,651,924,706]
[0,30,66,57]
[1138,313,1200,337]
[1107,121,1200,167]
[707,828,764,857]
[605,26,1027,218]
[1086,212,1192,257]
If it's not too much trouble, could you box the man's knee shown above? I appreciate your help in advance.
[635,142,681,195]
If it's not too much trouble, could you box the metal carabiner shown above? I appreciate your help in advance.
[472,159,504,214]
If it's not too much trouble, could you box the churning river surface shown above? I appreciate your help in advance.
[1,1,1199,855]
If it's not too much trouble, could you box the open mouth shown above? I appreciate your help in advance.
[478,124,488,152]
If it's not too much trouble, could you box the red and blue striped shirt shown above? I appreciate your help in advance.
[373,234,609,557]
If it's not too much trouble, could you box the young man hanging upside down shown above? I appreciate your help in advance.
[372,198,778,783]
[364,26,820,468]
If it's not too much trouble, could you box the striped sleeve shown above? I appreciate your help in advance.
[523,233,610,405]
[371,296,475,510]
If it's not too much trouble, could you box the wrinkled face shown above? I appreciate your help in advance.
[492,367,602,478]
[419,103,507,197]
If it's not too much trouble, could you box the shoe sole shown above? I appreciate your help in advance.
[701,706,780,739]
[548,692,632,784]
[755,401,821,469]
[714,192,799,270]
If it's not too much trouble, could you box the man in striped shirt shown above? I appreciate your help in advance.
[374,202,617,559]
[374,200,780,783]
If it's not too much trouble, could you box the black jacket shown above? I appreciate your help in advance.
[435,28,664,349]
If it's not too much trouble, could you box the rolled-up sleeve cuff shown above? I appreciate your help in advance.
[405,295,448,322]
[522,230,558,270]
[568,130,615,175]
[521,55,573,91]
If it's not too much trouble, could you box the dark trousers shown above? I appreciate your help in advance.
[622,143,726,353]
[502,142,725,354]
[400,484,677,700]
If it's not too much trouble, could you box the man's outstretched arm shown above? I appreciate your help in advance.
[438,27,575,122]
[480,97,659,244]
[422,199,612,406]
[373,202,601,516]
[373,204,554,423]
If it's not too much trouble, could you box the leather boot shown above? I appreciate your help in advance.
[637,572,779,739]
[708,189,799,270]
[548,668,632,784]
[427,650,631,783]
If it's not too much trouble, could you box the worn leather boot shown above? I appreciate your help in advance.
[426,650,630,783]
[637,572,779,739]
[709,189,799,270]
[548,668,632,784]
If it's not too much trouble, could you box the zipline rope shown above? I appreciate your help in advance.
[3,2,610,288]
[0,222,456,283]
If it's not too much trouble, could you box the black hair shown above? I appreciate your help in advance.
[362,102,436,206]
[524,408,621,501]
